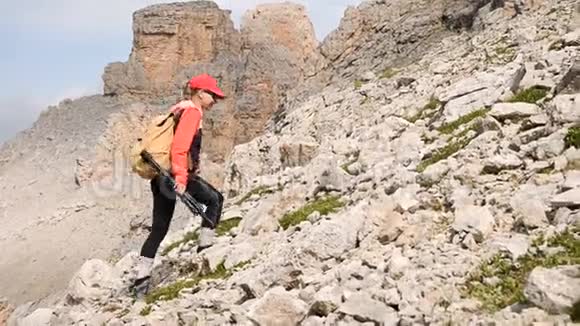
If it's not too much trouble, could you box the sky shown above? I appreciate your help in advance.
[0,0,362,144]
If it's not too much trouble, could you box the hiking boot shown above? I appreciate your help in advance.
[135,256,154,280]
[132,276,151,299]
[131,256,154,298]
[197,227,215,253]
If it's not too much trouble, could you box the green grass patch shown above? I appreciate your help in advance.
[145,261,234,304]
[233,260,252,270]
[494,46,516,61]
[235,185,279,206]
[216,217,242,236]
[565,127,580,149]
[407,97,442,123]
[140,305,152,316]
[417,136,473,173]
[508,86,550,104]
[437,108,490,135]
[537,165,555,174]
[379,67,398,79]
[279,196,345,230]
[161,228,200,256]
[354,80,364,89]
[464,228,580,313]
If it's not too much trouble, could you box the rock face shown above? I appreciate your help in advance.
[103,1,240,98]
[103,2,321,164]
[233,3,321,147]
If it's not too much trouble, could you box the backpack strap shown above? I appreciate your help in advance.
[172,108,184,132]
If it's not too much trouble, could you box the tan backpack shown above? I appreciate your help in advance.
[130,111,180,179]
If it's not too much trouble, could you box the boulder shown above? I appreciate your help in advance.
[549,94,580,124]
[66,259,123,306]
[525,265,580,314]
[338,292,399,325]
[452,205,495,242]
[489,103,541,120]
[551,188,580,208]
[247,286,308,325]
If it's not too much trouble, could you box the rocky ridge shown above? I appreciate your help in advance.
[6,0,580,325]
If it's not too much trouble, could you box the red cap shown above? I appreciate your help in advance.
[188,74,225,98]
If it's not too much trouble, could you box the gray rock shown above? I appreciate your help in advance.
[396,77,416,88]
[518,127,553,145]
[488,234,530,260]
[418,161,450,186]
[291,207,364,260]
[302,316,326,326]
[452,205,495,243]
[526,161,552,173]
[521,114,549,130]
[338,292,399,325]
[482,151,523,174]
[247,286,308,325]
[563,29,580,46]
[450,186,475,209]
[240,193,283,235]
[360,71,376,82]
[440,63,525,122]
[550,188,580,208]
[462,233,479,250]
[534,131,566,160]
[391,184,420,213]
[524,265,580,314]
[571,211,580,227]
[563,170,580,190]
[309,301,338,318]
[553,207,572,226]
[565,147,580,170]
[556,56,580,94]
[550,94,580,124]
[377,211,405,245]
[17,309,55,326]
[308,211,322,224]
[554,155,569,171]
[387,248,411,279]
[66,259,123,307]
[511,185,555,228]
[279,138,320,168]
[514,200,550,229]
[224,242,257,270]
[489,103,541,120]
[312,285,343,309]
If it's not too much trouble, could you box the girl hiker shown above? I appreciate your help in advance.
[134,73,225,289]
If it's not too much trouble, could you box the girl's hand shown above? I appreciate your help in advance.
[174,183,186,195]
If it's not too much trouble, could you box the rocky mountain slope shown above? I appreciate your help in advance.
[0,1,322,306]
[3,0,580,325]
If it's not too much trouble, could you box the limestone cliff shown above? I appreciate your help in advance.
[103,1,321,167]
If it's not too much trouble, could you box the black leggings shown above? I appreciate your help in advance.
[140,175,224,258]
